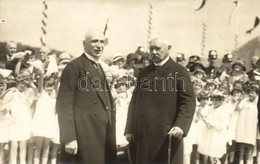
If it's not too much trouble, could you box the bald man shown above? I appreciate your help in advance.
[56,29,117,163]
[125,38,196,164]
[0,41,17,70]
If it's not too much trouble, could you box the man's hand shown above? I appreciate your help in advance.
[125,133,134,142]
[65,140,78,155]
[168,127,184,139]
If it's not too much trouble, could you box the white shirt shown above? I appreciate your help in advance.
[84,52,100,64]
[153,56,170,67]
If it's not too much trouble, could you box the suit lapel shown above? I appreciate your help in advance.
[81,54,108,107]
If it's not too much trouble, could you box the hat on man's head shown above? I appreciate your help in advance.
[126,53,139,62]
[232,58,246,71]
[193,68,206,75]
[222,53,233,63]
[188,55,200,63]
[208,50,218,60]
[176,53,185,62]
[112,54,125,64]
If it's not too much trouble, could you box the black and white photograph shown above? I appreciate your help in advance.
[0,0,260,163]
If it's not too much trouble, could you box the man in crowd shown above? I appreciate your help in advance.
[205,49,219,78]
[56,29,117,163]
[0,41,17,69]
[125,37,196,164]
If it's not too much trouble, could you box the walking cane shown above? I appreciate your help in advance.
[167,134,172,164]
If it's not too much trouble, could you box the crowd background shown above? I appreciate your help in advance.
[0,40,260,164]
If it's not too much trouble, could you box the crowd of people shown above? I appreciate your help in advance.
[0,38,260,164]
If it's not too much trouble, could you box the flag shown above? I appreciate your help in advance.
[228,1,238,25]
[193,0,206,11]
[103,19,109,45]
[246,16,260,34]
[0,68,12,78]
[46,54,58,76]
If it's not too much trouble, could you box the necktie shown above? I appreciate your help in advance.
[93,63,103,76]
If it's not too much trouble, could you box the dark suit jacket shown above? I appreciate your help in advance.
[125,57,196,163]
[0,54,18,71]
[257,90,260,131]
[56,54,117,163]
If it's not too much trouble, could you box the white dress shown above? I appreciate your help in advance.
[184,102,200,155]
[0,97,10,143]
[226,100,239,144]
[115,91,131,145]
[32,91,57,139]
[6,88,33,141]
[196,104,211,145]
[198,102,232,158]
[236,97,258,145]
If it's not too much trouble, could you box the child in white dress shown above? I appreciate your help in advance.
[32,77,57,164]
[236,85,258,164]
[0,77,9,164]
[114,81,131,146]
[198,90,232,164]
[184,91,208,164]
[4,70,34,164]
[225,85,243,163]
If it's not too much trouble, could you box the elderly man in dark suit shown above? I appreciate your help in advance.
[125,38,196,164]
[56,29,117,163]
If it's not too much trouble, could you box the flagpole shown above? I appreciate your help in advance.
[147,0,153,49]
[40,0,48,46]
[233,1,239,58]
[200,0,208,56]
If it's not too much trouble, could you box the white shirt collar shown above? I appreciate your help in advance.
[154,56,170,67]
[84,52,100,63]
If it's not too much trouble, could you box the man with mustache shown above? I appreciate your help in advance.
[56,29,117,163]
[125,38,196,164]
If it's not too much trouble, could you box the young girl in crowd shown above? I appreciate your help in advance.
[114,80,130,146]
[31,77,57,164]
[49,114,60,164]
[225,85,243,164]
[184,90,208,164]
[4,69,34,164]
[228,58,249,84]
[236,84,259,164]
[0,77,9,164]
[198,90,232,164]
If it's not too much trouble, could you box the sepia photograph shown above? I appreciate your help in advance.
[0,0,260,163]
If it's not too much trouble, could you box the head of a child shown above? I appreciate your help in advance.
[247,85,258,102]
[218,82,229,95]
[193,69,206,80]
[105,71,114,85]
[197,91,209,107]
[114,80,127,94]
[192,79,203,96]
[232,59,246,73]
[44,78,55,95]
[231,86,243,101]
[16,69,31,92]
[210,90,225,108]
[205,80,217,94]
